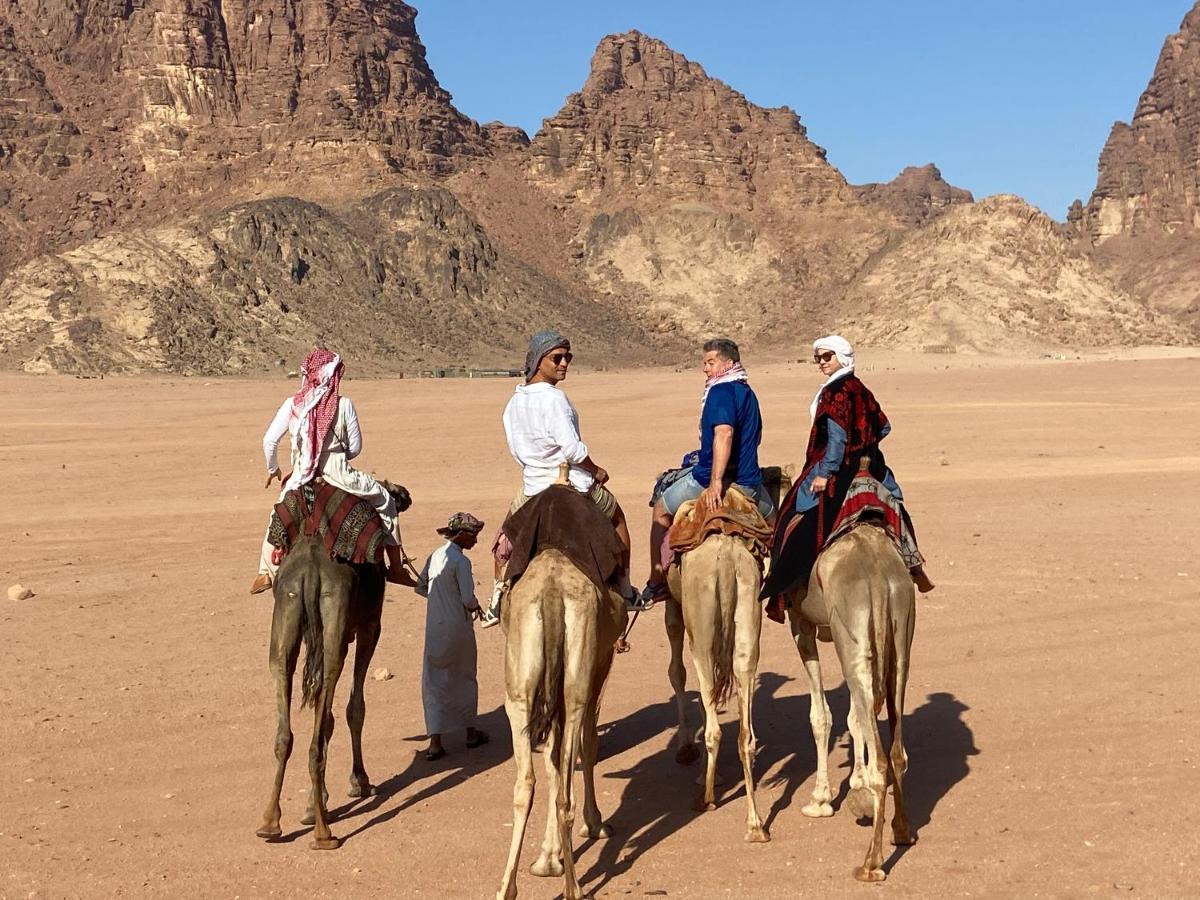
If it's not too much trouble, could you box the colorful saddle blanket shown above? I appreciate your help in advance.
[267,480,388,566]
[824,472,906,558]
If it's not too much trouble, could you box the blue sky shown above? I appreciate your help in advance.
[416,1,1194,219]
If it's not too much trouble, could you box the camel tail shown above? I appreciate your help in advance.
[299,570,324,709]
[527,585,565,746]
[710,547,739,710]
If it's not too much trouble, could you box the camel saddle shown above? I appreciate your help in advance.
[267,479,389,566]
[500,484,624,596]
[667,488,772,564]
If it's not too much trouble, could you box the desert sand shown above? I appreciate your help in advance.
[3,351,1199,898]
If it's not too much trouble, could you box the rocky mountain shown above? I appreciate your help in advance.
[840,195,1169,351]
[0,2,1184,374]
[1073,2,1200,324]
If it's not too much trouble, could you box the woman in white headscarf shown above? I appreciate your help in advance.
[761,336,932,617]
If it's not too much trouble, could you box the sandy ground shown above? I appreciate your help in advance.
[3,352,1200,899]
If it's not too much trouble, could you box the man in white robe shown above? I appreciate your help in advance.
[416,512,488,761]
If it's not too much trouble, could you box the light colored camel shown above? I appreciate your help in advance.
[495,549,626,900]
[665,530,769,843]
[787,522,916,882]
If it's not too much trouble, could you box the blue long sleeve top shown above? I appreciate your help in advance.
[795,420,901,513]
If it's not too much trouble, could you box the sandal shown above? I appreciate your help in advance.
[425,747,446,762]
[466,731,490,749]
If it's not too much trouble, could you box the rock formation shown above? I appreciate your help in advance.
[841,195,1169,351]
[855,164,974,227]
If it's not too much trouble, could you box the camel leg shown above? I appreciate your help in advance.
[301,706,334,827]
[255,596,302,839]
[733,589,768,842]
[557,693,588,900]
[578,648,615,839]
[496,697,536,900]
[837,638,890,882]
[346,614,381,798]
[665,599,700,765]
[308,599,349,851]
[886,643,915,847]
[689,651,722,812]
[845,701,874,820]
[531,725,564,878]
[789,613,834,818]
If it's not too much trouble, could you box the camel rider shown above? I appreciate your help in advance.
[482,330,638,626]
[250,348,416,594]
[639,337,775,607]
[761,335,933,615]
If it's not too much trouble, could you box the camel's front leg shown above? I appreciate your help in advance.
[789,609,834,818]
[497,697,536,900]
[734,588,768,842]
[665,598,700,765]
[346,616,381,798]
[531,725,564,878]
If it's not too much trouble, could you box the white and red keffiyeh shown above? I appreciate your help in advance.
[289,348,344,487]
[700,360,749,412]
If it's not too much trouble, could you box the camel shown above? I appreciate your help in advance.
[786,521,917,882]
[254,482,410,850]
[495,548,626,900]
[664,512,769,842]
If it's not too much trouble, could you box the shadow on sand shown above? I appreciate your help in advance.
[269,704,511,845]
[579,675,978,892]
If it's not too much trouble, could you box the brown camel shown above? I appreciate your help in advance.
[495,549,626,900]
[254,483,410,850]
[664,525,769,842]
[787,522,917,882]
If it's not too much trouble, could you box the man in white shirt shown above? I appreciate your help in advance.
[486,331,635,622]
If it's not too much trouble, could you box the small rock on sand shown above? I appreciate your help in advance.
[372,667,393,682]
[8,584,34,601]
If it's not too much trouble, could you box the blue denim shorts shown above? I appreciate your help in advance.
[660,471,775,519]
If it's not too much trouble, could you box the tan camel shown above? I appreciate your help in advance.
[254,481,410,850]
[787,522,916,882]
[664,527,769,843]
[495,549,626,900]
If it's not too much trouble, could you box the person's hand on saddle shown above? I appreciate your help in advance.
[701,480,725,513]
[592,465,610,486]
[264,468,282,489]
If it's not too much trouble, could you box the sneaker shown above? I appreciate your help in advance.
[480,602,501,629]
[628,583,664,612]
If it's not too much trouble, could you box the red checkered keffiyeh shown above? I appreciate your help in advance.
[291,348,344,486]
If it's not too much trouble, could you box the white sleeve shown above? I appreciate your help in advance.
[415,556,431,599]
[342,398,362,460]
[262,399,292,472]
[455,555,478,609]
[549,393,589,464]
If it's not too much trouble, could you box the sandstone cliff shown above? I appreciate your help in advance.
[855,164,974,226]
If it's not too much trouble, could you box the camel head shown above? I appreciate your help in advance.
[379,480,412,513]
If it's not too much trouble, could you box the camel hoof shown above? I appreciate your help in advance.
[853,866,886,883]
[693,798,718,813]
[300,810,316,826]
[801,801,835,818]
[580,822,613,839]
[530,856,564,878]
[255,824,282,840]
[310,836,341,851]
[847,787,874,821]
[745,827,770,843]
[892,831,917,847]
[675,743,701,766]
[347,781,375,799]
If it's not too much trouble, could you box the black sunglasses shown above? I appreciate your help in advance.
[813,351,836,363]
[550,352,574,365]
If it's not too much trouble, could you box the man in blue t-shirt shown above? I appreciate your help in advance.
[637,337,775,607]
